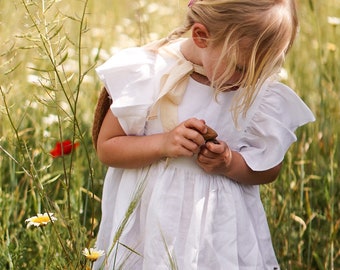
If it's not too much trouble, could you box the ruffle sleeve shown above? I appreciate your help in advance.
[95,47,157,135]
[237,81,315,171]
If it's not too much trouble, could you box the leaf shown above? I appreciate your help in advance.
[312,252,324,270]
[48,24,64,40]
[40,174,61,185]
[118,242,142,257]
[4,62,22,75]
[57,52,68,66]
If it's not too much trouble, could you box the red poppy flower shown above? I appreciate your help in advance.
[50,140,80,158]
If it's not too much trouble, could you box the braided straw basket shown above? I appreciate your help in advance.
[92,87,111,150]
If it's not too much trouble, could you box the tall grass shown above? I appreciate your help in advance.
[261,1,340,269]
[0,0,339,269]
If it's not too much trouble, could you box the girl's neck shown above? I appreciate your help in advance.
[180,39,210,86]
[191,72,211,85]
[180,39,202,66]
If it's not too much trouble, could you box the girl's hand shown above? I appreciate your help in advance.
[196,140,232,175]
[197,141,283,184]
[161,118,207,158]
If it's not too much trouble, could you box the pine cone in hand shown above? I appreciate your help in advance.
[203,125,218,142]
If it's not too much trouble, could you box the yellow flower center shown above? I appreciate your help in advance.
[32,216,50,223]
[86,252,100,261]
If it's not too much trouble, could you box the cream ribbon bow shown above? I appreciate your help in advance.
[147,45,206,132]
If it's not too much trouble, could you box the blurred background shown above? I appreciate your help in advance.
[0,0,339,269]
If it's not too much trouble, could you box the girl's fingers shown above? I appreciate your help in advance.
[202,141,225,155]
[184,118,207,136]
[166,118,215,157]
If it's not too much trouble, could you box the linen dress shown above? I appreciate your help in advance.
[93,39,315,270]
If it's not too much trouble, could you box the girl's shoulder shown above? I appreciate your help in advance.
[96,46,157,72]
[258,80,315,127]
[236,80,315,171]
[243,80,315,130]
[95,46,161,100]
[96,40,183,82]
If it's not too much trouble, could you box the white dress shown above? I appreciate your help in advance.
[93,40,315,270]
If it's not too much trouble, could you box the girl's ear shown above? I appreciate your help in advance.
[192,23,209,48]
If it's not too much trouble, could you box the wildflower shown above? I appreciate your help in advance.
[43,114,59,125]
[50,139,80,158]
[327,42,337,52]
[25,213,57,228]
[327,16,340,26]
[82,248,105,262]
[278,67,288,81]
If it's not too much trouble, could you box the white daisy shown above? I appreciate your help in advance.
[327,16,340,26]
[82,247,105,262]
[25,213,57,228]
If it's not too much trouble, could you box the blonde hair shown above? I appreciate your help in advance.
[158,0,298,123]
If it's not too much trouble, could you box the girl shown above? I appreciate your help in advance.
[93,0,315,269]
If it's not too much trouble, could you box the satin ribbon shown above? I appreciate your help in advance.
[147,45,206,132]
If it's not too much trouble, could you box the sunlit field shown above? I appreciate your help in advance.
[0,0,339,269]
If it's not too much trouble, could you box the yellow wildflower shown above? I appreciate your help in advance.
[82,247,105,262]
[327,42,337,52]
[25,213,57,228]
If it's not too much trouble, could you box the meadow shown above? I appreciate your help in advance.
[0,0,339,269]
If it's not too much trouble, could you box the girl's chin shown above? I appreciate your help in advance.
[230,86,240,91]
[219,85,240,92]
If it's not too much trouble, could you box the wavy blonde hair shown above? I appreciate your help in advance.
[152,0,298,123]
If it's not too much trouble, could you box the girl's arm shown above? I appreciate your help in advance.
[96,110,207,168]
[197,141,282,185]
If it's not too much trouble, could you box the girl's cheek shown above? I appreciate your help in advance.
[227,72,243,84]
